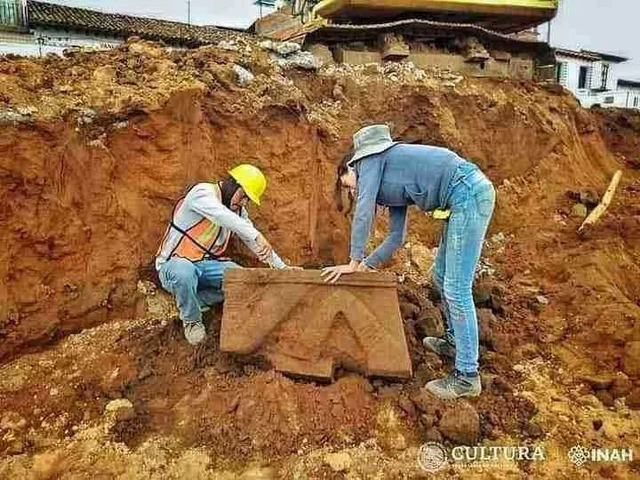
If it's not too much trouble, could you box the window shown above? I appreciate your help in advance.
[601,63,610,89]
[556,62,568,85]
[578,66,589,89]
[604,96,614,104]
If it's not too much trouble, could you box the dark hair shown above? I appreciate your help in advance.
[335,148,355,214]
[220,176,241,208]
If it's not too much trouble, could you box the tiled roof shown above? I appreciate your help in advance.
[27,1,246,46]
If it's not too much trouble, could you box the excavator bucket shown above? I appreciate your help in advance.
[220,269,413,381]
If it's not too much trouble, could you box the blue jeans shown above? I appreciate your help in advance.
[433,164,496,373]
[158,258,240,325]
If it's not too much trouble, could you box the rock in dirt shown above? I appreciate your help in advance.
[104,398,135,422]
[473,282,492,306]
[415,302,444,338]
[579,189,600,208]
[410,390,444,415]
[595,390,615,407]
[626,388,640,409]
[477,308,496,347]
[571,203,588,218]
[438,401,481,445]
[324,452,352,472]
[233,65,255,86]
[622,341,640,377]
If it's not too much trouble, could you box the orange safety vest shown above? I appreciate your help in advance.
[158,184,232,262]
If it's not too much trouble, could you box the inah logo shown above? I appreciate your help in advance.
[568,446,591,466]
[417,442,448,472]
[568,445,634,466]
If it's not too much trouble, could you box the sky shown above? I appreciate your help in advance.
[53,0,640,80]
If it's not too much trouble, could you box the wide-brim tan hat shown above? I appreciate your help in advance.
[348,124,401,167]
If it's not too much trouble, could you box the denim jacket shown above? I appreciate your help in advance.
[350,143,470,267]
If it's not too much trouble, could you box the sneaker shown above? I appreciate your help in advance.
[184,322,206,345]
[424,370,482,400]
[423,336,456,359]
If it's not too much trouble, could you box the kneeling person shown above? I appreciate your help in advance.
[156,164,288,345]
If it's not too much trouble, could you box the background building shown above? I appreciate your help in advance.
[554,47,633,108]
[0,0,240,56]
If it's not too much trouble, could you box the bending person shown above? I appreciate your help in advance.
[322,125,495,399]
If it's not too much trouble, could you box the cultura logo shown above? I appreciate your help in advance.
[568,445,634,466]
[417,442,449,472]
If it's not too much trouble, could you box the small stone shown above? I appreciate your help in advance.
[275,42,300,56]
[324,452,352,472]
[535,295,550,306]
[217,40,238,51]
[233,65,255,86]
[105,398,135,422]
[579,189,600,208]
[477,308,496,347]
[571,203,588,218]
[626,388,640,409]
[592,419,603,431]
[473,282,492,306]
[438,400,480,445]
[410,390,444,415]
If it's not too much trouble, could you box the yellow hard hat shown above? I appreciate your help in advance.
[228,164,267,205]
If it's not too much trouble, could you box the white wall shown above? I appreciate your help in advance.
[615,86,640,109]
[557,55,594,93]
[0,28,122,57]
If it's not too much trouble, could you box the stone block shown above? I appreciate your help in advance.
[220,269,412,381]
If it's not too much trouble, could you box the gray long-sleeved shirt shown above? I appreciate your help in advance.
[350,144,467,267]
[156,183,286,270]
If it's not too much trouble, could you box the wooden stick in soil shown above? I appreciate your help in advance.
[578,170,623,233]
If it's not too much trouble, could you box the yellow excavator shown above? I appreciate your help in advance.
[264,0,560,79]
[311,0,558,33]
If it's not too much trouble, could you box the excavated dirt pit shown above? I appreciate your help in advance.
[1,38,640,478]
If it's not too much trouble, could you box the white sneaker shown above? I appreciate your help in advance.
[184,322,206,345]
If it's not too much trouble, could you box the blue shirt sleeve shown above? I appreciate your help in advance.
[349,157,385,261]
[364,206,407,268]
